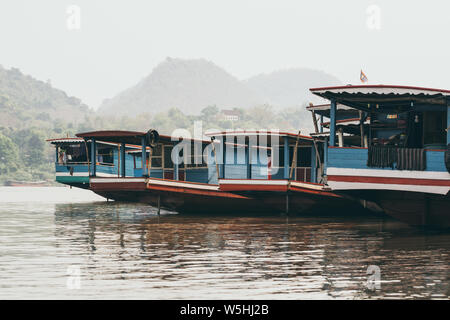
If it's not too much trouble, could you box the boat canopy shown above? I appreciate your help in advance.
[76,130,211,146]
[306,103,358,119]
[205,130,321,145]
[310,85,450,112]
[47,137,85,145]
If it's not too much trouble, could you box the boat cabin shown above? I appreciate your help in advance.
[205,131,326,191]
[47,137,140,188]
[75,130,212,183]
[309,85,450,193]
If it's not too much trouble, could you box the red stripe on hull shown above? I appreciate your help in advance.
[146,184,249,199]
[328,175,450,187]
[220,184,288,192]
[89,178,362,215]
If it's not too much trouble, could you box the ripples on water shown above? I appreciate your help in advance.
[0,187,449,299]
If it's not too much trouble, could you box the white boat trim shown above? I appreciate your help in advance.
[327,167,450,181]
[328,181,450,195]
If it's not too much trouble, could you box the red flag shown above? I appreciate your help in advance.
[360,70,368,83]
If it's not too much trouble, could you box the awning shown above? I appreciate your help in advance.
[310,85,450,113]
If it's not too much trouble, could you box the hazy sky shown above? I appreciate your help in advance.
[0,0,449,109]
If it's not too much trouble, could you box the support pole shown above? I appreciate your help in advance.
[330,99,337,147]
[447,98,450,144]
[174,156,179,181]
[117,145,120,177]
[90,139,96,177]
[120,142,126,177]
[222,137,226,179]
[359,110,365,147]
[320,115,324,133]
[283,137,289,179]
[141,137,147,177]
[311,110,319,134]
[245,136,251,179]
[323,138,328,177]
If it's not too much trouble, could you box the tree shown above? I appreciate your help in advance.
[0,133,20,175]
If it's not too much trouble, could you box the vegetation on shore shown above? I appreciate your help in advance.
[0,66,313,185]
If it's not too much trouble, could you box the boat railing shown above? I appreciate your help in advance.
[55,161,89,165]
[367,145,426,171]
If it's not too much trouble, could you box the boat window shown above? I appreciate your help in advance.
[57,143,88,164]
[97,145,114,165]
[423,111,446,147]
[134,154,142,169]
[288,146,311,167]
[150,144,163,169]
[297,146,312,167]
[164,145,174,168]
[186,143,207,168]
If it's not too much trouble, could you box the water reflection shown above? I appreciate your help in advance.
[0,188,449,299]
[50,202,450,299]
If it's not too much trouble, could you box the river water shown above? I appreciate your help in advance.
[0,187,448,299]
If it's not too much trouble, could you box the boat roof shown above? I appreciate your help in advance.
[46,137,85,144]
[306,103,359,118]
[47,137,143,149]
[310,84,450,113]
[205,130,317,142]
[75,130,211,145]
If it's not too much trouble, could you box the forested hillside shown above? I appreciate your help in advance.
[0,63,326,184]
[0,65,91,184]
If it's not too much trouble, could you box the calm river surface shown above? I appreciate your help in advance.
[0,187,449,299]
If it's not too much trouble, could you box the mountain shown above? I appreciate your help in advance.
[0,65,90,129]
[245,68,342,109]
[99,58,342,115]
[99,58,264,115]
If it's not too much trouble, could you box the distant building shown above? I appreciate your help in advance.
[220,109,240,121]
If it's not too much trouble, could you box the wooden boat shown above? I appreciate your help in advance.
[70,129,362,215]
[309,84,450,227]
[47,137,143,189]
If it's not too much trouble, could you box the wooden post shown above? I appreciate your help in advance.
[359,110,365,147]
[121,142,126,177]
[330,99,337,146]
[174,144,179,181]
[141,137,146,177]
[147,146,153,178]
[311,110,319,134]
[90,139,96,177]
[283,137,289,179]
[447,98,450,144]
[289,131,301,184]
[245,136,251,179]
[222,137,226,179]
[312,138,322,183]
[117,145,120,177]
